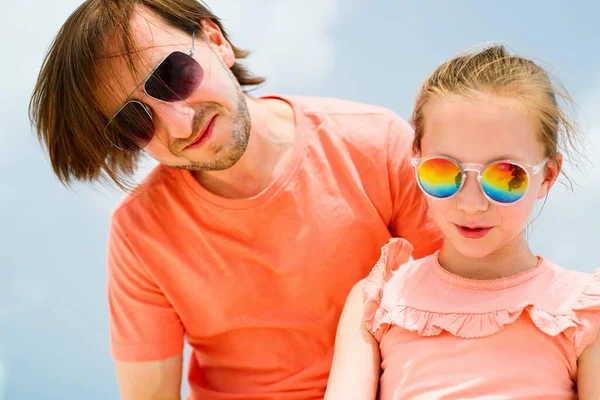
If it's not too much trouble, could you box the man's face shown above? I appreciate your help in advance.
[97,6,251,171]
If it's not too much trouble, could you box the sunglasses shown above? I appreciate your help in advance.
[411,156,549,205]
[104,31,204,151]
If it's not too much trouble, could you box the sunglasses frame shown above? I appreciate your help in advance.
[411,155,550,206]
[104,31,199,150]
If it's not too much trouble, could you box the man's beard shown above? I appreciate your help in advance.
[170,77,251,172]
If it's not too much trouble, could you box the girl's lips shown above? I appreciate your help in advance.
[455,224,493,239]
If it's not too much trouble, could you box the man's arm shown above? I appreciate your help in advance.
[577,330,600,399]
[108,216,186,399]
[115,355,183,400]
[324,280,380,400]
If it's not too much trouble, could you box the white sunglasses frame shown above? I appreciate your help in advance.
[410,155,549,206]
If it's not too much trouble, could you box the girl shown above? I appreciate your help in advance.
[324,45,600,399]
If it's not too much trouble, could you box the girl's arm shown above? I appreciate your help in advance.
[324,279,381,400]
[577,330,600,399]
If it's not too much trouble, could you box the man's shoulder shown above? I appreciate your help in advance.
[286,95,414,152]
[285,95,413,144]
[287,95,399,120]
[110,164,181,223]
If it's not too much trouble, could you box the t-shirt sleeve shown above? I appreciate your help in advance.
[572,268,600,358]
[385,115,443,259]
[363,238,414,342]
[107,214,185,362]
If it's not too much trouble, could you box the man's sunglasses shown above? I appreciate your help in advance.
[104,31,203,151]
[411,156,549,205]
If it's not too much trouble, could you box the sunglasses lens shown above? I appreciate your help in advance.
[108,101,154,151]
[145,51,204,102]
[482,162,529,203]
[417,158,463,198]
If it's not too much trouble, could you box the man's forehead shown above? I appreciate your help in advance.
[105,6,190,57]
[96,7,191,116]
[95,54,142,116]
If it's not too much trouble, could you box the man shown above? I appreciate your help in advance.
[29,0,442,399]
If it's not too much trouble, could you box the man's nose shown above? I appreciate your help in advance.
[151,100,196,140]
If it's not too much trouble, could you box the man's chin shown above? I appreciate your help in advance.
[168,151,245,172]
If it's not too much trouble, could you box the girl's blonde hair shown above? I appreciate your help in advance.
[410,44,584,179]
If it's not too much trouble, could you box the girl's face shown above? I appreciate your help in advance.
[419,92,561,259]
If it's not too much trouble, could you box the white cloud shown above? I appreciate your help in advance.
[208,0,338,93]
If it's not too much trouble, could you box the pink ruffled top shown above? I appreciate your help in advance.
[363,239,600,399]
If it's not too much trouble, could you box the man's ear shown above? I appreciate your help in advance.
[201,19,235,67]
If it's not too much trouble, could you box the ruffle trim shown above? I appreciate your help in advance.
[363,240,600,356]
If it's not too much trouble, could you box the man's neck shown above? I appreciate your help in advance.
[192,96,296,199]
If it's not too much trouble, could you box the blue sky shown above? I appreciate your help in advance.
[1,1,599,399]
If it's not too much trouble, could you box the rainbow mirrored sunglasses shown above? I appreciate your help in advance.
[411,156,549,205]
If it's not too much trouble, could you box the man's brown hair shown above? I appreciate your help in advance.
[29,0,264,189]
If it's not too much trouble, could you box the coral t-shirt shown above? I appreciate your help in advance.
[107,96,442,399]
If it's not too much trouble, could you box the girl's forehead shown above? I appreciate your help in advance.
[421,94,545,163]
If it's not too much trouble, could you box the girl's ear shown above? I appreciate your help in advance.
[536,153,563,199]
